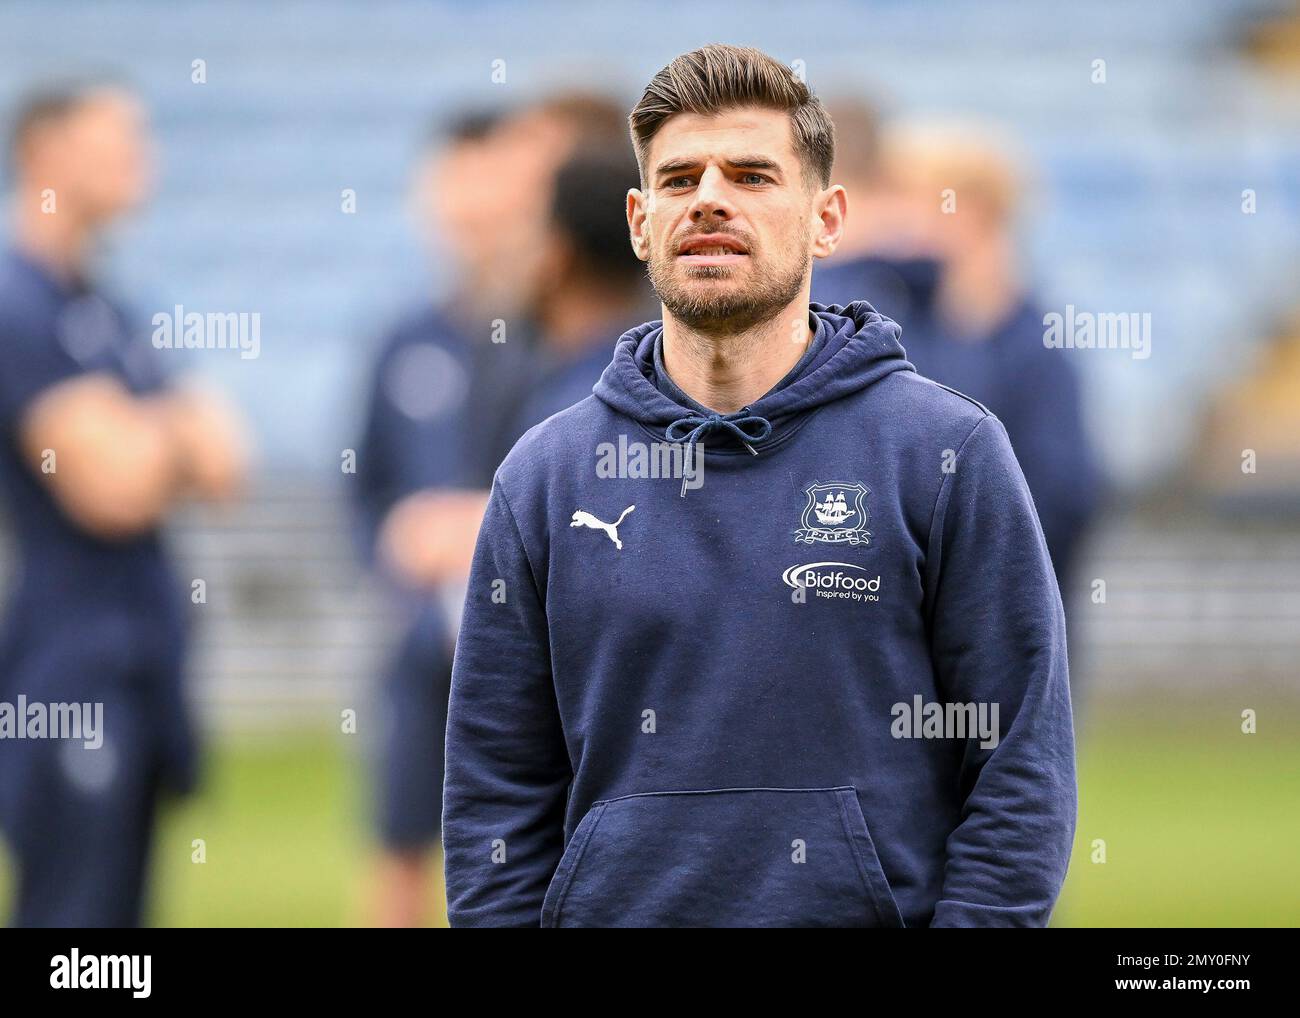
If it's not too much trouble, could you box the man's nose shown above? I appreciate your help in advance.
[689,167,735,222]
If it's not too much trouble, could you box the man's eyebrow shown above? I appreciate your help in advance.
[654,157,701,177]
[653,155,785,178]
[726,156,782,173]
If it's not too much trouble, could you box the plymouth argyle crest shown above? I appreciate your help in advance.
[795,481,872,546]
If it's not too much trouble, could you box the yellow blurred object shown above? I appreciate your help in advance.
[1197,309,1300,494]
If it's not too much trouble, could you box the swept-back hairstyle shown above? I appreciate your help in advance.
[629,44,836,188]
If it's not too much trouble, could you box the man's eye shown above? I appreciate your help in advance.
[666,176,694,189]
[740,173,769,185]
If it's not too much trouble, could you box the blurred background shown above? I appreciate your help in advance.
[0,0,1298,927]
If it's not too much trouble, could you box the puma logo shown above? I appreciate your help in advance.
[570,505,635,550]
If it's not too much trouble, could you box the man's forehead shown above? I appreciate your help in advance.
[649,106,796,168]
[70,90,146,130]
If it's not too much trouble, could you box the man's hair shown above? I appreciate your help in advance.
[888,121,1025,224]
[532,91,628,146]
[629,44,835,189]
[824,97,882,183]
[550,149,645,289]
[425,107,507,149]
[7,78,126,165]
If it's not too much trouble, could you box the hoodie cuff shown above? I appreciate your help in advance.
[930,899,1053,928]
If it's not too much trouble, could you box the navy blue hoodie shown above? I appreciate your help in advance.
[443,302,1076,928]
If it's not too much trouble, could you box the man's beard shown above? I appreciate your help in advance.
[646,246,807,335]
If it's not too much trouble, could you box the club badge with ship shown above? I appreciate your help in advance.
[794,481,872,546]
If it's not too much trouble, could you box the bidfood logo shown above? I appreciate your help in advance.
[782,562,881,603]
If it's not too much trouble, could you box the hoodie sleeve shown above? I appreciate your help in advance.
[924,414,1077,928]
[442,475,571,927]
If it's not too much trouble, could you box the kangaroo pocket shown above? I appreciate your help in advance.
[540,786,905,928]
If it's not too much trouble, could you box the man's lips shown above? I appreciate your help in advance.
[676,233,749,265]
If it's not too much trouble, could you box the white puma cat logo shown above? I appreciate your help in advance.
[570,505,635,550]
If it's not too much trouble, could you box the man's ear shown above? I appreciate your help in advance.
[627,187,650,262]
[811,183,847,260]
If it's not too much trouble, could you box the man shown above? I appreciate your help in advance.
[0,83,247,926]
[442,45,1076,928]
[354,109,538,927]
[354,95,628,926]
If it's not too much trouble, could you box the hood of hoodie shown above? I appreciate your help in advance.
[593,301,914,454]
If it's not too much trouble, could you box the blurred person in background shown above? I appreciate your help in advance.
[879,125,1100,609]
[353,93,628,927]
[513,147,655,430]
[817,118,1100,621]
[353,108,535,928]
[0,82,247,926]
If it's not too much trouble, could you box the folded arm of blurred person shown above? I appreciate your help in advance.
[19,375,247,538]
[376,488,489,589]
[7,85,249,541]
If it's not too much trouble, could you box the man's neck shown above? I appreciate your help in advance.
[661,291,813,415]
[938,235,1019,340]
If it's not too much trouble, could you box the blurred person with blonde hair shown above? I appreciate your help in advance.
[0,81,247,926]
[893,123,1099,602]
[822,118,1100,608]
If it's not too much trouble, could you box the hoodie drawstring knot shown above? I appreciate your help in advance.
[664,411,773,496]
